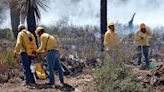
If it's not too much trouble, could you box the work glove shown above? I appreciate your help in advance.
[140,34,146,40]
[105,48,109,51]
[13,51,20,62]
[13,51,17,59]
[32,50,37,55]
[32,51,38,58]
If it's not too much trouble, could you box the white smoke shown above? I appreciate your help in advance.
[108,0,164,28]
[0,0,11,29]
[39,0,100,26]
[40,0,164,28]
[0,10,11,29]
[1,0,164,28]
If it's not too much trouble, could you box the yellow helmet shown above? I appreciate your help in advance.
[140,23,146,28]
[35,27,44,36]
[18,24,25,31]
[108,22,114,26]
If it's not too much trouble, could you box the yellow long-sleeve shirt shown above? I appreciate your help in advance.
[14,29,37,56]
[134,30,152,46]
[37,33,59,53]
[104,29,119,50]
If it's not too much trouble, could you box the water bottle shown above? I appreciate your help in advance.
[30,63,36,73]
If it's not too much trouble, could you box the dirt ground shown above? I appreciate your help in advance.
[127,61,164,92]
[0,71,94,92]
[0,60,163,92]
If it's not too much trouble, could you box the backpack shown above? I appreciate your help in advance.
[22,30,36,56]
[35,63,48,80]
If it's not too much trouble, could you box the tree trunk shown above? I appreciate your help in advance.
[27,0,36,35]
[27,0,38,46]
[100,0,107,51]
[9,0,20,39]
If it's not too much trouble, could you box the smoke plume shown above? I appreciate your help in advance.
[0,0,164,28]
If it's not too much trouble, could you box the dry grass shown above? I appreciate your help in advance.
[0,25,163,91]
[45,25,100,60]
[0,49,21,82]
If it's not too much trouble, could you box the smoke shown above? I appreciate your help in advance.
[0,0,164,28]
[0,0,11,29]
[108,0,164,28]
[0,10,11,29]
[39,0,100,26]
[40,0,164,28]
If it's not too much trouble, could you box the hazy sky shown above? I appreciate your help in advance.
[108,0,164,27]
[40,0,164,28]
[0,0,164,28]
[39,0,100,26]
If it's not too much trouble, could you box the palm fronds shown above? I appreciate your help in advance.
[9,0,20,12]
[20,0,48,20]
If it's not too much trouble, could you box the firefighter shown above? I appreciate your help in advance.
[104,22,119,51]
[35,27,64,88]
[134,23,153,69]
[14,24,37,86]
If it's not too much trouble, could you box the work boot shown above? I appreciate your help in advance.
[21,82,35,86]
[45,83,55,88]
[21,81,27,86]
[138,64,147,70]
[26,83,36,89]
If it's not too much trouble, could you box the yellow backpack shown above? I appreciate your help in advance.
[22,30,36,56]
[35,63,47,80]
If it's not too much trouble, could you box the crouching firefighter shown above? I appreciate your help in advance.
[14,24,37,86]
[34,27,65,87]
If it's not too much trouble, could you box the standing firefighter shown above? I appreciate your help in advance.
[134,23,152,69]
[104,22,119,51]
[14,24,37,86]
[35,27,64,87]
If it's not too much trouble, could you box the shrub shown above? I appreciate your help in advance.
[94,56,150,92]
[0,28,10,39]
[94,46,150,92]
[0,28,15,41]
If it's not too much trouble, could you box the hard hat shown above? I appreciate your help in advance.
[18,24,25,31]
[108,22,114,26]
[35,27,44,36]
[140,23,146,28]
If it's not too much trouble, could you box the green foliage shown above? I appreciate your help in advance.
[94,55,150,92]
[0,28,9,39]
[0,28,15,40]
[20,0,47,20]
[6,30,15,41]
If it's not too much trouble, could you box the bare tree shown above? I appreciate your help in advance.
[128,12,136,33]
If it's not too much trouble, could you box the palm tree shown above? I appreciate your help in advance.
[100,0,107,51]
[20,0,47,37]
[9,0,20,38]
[9,0,47,39]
